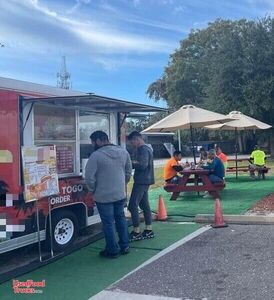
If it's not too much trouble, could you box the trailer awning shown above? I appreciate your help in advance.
[23,94,166,113]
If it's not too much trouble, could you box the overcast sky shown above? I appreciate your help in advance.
[0,0,273,106]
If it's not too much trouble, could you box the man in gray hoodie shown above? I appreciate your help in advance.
[85,131,132,258]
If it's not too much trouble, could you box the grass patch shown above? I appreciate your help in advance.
[128,158,274,195]
[127,167,164,194]
[148,175,274,217]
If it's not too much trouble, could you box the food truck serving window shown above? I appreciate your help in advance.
[33,105,76,175]
[79,112,110,169]
[34,105,76,140]
[79,112,110,141]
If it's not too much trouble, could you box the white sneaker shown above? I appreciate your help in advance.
[203,191,212,198]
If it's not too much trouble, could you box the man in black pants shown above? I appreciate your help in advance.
[128,131,155,242]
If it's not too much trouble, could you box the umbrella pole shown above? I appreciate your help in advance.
[190,125,196,164]
[235,128,238,179]
[177,130,181,151]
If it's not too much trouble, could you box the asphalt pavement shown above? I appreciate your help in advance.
[92,224,274,300]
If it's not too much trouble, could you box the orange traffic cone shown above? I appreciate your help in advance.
[157,194,167,221]
[212,198,228,228]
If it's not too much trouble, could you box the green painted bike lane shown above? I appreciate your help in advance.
[0,222,200,300]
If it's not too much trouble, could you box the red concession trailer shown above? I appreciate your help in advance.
[0,77,164,254]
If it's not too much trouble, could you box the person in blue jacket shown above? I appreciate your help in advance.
[202,149,224,183]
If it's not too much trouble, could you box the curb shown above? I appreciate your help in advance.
[195,214,274,225]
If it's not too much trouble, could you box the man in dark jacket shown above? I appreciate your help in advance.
[85,131,132,258]
[201,149,225,198]
[202,149,224,183]
[128,131,155,242]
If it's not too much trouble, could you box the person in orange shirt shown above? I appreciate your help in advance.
[164,151,188,184]
[215,146,228,170]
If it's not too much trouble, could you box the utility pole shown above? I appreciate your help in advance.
[57,56,71,89]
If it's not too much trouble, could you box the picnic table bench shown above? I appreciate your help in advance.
[226,157,270,179]
[164,169,225,201]
[226,166,250,173]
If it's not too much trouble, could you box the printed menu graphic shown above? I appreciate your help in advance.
[22,146,59,202]
[56,144,74,174]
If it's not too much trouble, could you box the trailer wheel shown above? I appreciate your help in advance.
[47,210,78,252]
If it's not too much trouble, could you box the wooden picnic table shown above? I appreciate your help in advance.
[227,157,250,175]
[227,157,250,163]
[227,155,270,163]
[164,168,225,200]
[226,155,270,178]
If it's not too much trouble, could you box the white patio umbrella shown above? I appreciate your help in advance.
[205,111,272,131]
[205,111,272,178]
[142,104,232,163]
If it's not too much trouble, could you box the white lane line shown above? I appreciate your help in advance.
[90,290,181,300]
[172,222,196,224]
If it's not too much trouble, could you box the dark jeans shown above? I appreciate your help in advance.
[249,164,265,176]
[128,183,152,228]
[166,175,180,184]
[209,174,223,183]
[96,199,129,254]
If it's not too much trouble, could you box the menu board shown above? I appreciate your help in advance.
[56,144,74,174]
[22,146,59,202]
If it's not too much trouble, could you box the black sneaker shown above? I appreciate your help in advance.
[129,231,143,242]
[99,250,120,259]
[142,230,155,239]
[120,246,130,255]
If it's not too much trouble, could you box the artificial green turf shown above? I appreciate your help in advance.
[0,222,200,300]
[149,175,274,217]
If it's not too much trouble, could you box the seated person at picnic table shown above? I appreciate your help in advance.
[163,151,189,184]
[199,147,207,164]
[215,146,228,170]
[201,149,225,183]
[248,145,266,178]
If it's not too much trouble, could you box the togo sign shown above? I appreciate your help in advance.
[49,184,83,205]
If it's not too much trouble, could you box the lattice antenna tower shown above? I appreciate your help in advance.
[57,56,71,89]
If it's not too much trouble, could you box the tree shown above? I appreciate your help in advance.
[147,77,167,102]
[126,111,169,133]
[147,17,274,153]
[126,117,149,133]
